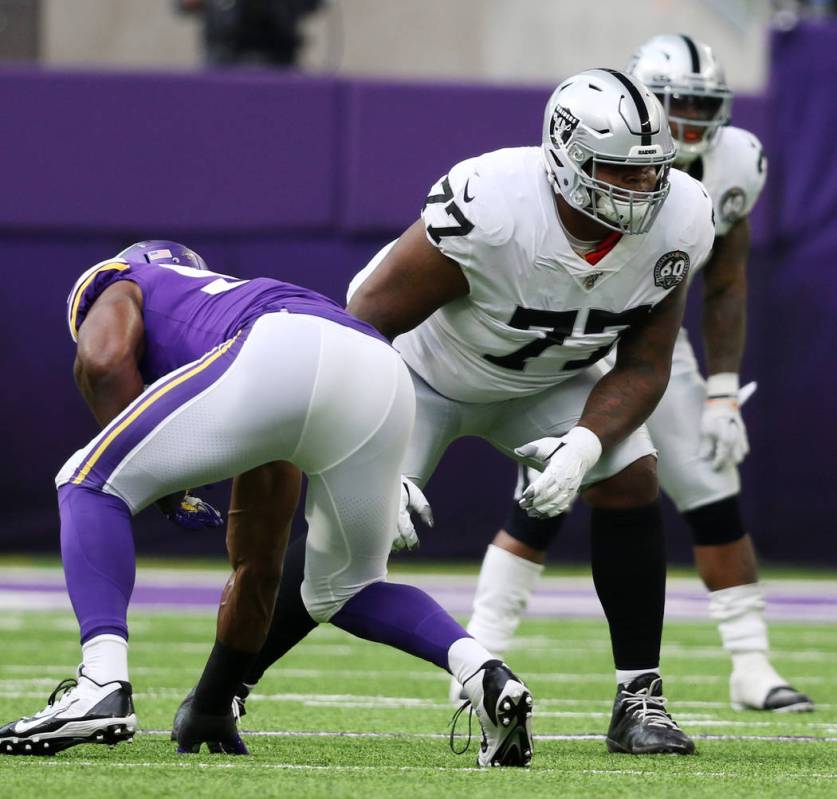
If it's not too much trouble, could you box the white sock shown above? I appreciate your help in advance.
[708,582,770,660]
[82,634,129,685]
[615,667,660,686]
[730,650,776,675]
[466,544,544,656]
[447,637,496,688]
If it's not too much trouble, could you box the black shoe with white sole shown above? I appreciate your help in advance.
[451,661,534,767]
[0,669,136,756]
[606,673,695,755]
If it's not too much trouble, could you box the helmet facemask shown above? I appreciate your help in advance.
[655,85,732,165]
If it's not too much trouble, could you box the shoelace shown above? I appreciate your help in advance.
[46,678,78,708]
[448,699,477,755]
[448,668,491,756]
[232,695,246,723]
[621,683,679,730]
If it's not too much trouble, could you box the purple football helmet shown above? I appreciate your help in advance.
[117,240,209,271]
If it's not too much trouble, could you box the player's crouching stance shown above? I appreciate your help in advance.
[0,242,533,765]
[458,35,813,716]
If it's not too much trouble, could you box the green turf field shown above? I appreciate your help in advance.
[0,578,835,798]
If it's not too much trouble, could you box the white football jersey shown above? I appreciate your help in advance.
[689,125,766,242]
[390,147,714,403]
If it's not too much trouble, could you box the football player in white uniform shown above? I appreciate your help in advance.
[456,35,814,714]
[218,67,715,756]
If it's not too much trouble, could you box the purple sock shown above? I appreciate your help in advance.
[330,582,469,670]
[58,484,135,643]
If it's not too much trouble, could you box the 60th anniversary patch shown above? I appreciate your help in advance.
[654,250,690,289]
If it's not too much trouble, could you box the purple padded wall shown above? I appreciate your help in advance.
[340,79,549,233]
[0,69,338,232]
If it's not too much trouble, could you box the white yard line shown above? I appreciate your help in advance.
[141,729,837,744]
[1,665,834,687]
[7,757,835,778]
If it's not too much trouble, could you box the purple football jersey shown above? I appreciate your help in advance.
[67,259,386,384]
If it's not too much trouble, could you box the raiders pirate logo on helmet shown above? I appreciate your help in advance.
[549,105,580,146]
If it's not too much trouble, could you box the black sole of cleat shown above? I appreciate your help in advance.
[771,702,815,713]
[0,723,135,757]
[487,690,534,767]
[606,736,695,756]
[177,737,249,755]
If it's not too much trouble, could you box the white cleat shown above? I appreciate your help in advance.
[0,667,136,756]
[451,661,533,767]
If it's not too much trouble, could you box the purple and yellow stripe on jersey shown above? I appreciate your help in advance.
[67,259,131,342]
[68,328,248,492]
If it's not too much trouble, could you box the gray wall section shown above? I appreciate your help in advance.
[40,0,770,92]
[1,22,835,565]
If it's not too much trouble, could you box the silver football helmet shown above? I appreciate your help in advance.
[626,34,732,165]
[542,68,675,236]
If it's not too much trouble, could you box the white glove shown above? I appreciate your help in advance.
[700,373,750,471]
[393,476,434,551]
[515,426,602,518]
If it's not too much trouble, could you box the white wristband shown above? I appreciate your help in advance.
[566,426,603,469]
[706,372,739,398]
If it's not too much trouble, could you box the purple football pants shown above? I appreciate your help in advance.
[59,484,135,643]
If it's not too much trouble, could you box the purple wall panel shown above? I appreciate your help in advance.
[729,96,770,247]
[0,69,338,232]
[340,79,549,233]
[769,23,837,245]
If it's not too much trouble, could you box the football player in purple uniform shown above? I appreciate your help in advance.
[0,242,533,766]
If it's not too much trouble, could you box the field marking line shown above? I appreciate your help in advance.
[2,664,832,691]
[137,729,837,744]
[1,679,833,712]
[6,759,836,779]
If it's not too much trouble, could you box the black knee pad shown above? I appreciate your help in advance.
[683,495,746,546]
[504,501,566,550]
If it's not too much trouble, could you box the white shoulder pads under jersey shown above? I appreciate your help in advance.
[421,149,533,284]
[701,126,767,236]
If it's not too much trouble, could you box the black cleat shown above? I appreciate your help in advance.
[451,661,534,767]
[0,669,136,756]
[606,673,695,755]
